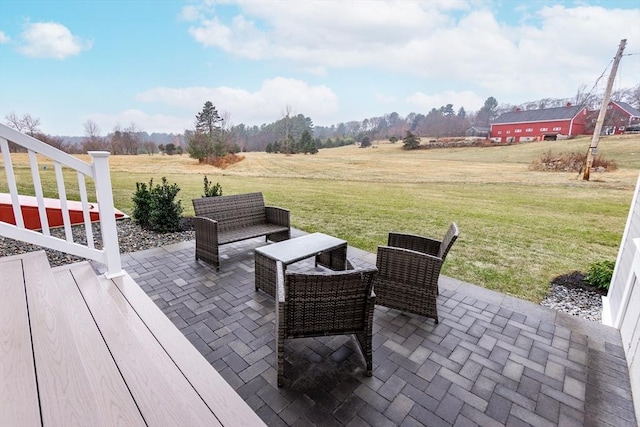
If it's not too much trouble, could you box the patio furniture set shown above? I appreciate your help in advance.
[192,192,459,387]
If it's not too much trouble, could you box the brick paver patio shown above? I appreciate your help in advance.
[109,230,637,426]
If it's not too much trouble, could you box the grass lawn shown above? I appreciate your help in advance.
[2,134,638,303]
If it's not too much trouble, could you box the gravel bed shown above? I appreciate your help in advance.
[540,284,603,322]
[1,219,603,323]
[0,218,194,267]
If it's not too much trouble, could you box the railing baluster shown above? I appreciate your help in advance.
[77,172,95,249]
[54,161,74,242]
[28,149,50,236]
[1,124,122,276]
[0,137,25,228]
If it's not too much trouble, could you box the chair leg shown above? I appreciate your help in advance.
[355,333,373,376]
[277,333,285,387]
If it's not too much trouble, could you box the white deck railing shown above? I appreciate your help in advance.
[0,123,122,277]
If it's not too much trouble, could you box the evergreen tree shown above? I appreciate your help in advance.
[187,101,224,162]
[475,97,498,127]
[195,101,223,137]
[299,129,314,154]
[402,131,421,150]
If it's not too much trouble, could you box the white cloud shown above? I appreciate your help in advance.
[18,22,92,59]
[186,1,454,67]
[136,77,339,126]
[178,5,201,22]
[0,31,10,43]
[184,1,640,104]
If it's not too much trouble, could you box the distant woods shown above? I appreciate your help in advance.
[4,83,639,157]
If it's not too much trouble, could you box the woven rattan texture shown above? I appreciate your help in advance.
[276,261,377,387]
[374,223,458,322]
[192,192,290,269]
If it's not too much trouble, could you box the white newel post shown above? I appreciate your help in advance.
[89,151,123,277]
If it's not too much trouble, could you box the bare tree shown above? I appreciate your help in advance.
[123,123,141,154]
[4,112,43,151]
[279,105,294,150]
[628,84,640,109]
[110,123,123,155]
[142,140,157,155]
[613,84,640,109]
[84,119,101,139]
[5,112,41,135]
[82,119,109,152]
[218,110,237,152]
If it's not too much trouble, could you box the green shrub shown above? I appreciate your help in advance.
[149,177,184,233]
[132,177,183,233]
[402,131,421,150]
[203,176,222,197]
[585,260,615,290]
[131,180,152,228]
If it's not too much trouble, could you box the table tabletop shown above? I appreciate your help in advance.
[255,233,346,265]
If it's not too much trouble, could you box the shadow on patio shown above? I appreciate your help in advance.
[112,229,636,427]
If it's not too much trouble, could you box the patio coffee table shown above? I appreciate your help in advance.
[254,232,348,297]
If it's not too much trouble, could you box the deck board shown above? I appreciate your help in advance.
[52,267,146,426]
[0,257,40,427]
[70,261,224,426]
[109,272,267,427]
[22,251,104,426]
[1,251,264,426]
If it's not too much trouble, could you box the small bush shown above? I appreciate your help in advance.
[149,177,184,233]
[206,153,245,169]
[203,176,223,197]
[132,177,183,233]
[402,131,421,150]
[131,180,152,228]
[585,260,615,290]
[530,151,618,172]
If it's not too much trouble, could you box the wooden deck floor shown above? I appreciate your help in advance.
[0,251,264,427]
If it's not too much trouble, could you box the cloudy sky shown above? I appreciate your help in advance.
[0,0,639,136]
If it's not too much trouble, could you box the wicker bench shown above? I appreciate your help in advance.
[192,192,290,269]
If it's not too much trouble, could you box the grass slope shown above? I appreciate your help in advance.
[2,134,638,302]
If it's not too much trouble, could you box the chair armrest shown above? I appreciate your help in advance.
[193,216,219,244]
[320,259,377,277]
[388,232,440,256]
[376,245,443,283]
[265,206,290,227]
[276,261,286,304]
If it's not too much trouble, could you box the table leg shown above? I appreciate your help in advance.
[255,252,277,297]
[316,243,347,271]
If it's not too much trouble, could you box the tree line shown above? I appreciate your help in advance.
[3,113,174,155]
[4,83,638,157]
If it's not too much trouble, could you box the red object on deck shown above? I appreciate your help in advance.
[0,194,127,230]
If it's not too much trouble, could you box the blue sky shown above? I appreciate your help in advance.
[0,0,639,136]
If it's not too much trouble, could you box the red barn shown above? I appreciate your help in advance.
[603,101,640,135]
[490,104,588,143]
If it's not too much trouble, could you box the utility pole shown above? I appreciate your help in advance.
[583,39,627,181]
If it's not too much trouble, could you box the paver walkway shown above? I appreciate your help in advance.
[108,231,636,426]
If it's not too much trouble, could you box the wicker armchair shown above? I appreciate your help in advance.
[276,260,377,387]
[374,223,459,323]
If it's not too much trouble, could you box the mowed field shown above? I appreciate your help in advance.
[2,134,639,303]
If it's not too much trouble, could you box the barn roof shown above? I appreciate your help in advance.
[492,105,586,125]
[612,101,640,118]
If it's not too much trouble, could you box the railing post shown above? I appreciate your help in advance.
[89,151,123,277]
